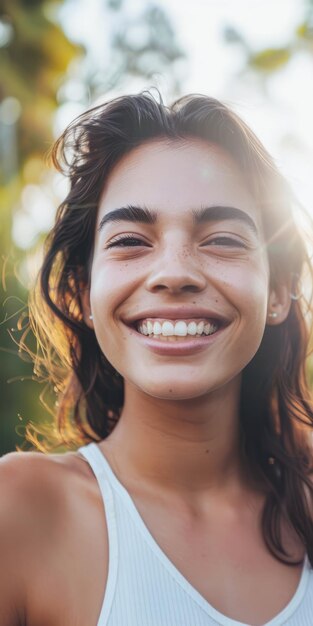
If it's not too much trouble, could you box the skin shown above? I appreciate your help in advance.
[0,138,302,626]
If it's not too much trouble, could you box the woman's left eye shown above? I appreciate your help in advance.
[203,236,247,248]
[106,235,147,248]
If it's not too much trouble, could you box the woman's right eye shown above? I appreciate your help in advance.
[106,235,148,248]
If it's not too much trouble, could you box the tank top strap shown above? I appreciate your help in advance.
[78,442,112,481]
[77,442,119,625]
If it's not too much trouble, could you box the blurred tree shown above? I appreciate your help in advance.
[0,0,184,454]
[0,0,83,455]
[57,0,186,105]
[92,3,185,97]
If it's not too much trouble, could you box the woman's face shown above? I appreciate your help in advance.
[88,139,271,400]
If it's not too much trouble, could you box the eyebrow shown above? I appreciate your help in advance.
[98,204,258,235]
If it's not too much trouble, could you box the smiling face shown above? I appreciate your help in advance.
[86,138,273,401]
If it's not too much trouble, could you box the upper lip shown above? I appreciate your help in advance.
[123,307,230,325]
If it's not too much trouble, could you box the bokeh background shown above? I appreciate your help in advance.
[1,0,313,455]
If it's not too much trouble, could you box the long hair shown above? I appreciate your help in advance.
[26,90,313,564]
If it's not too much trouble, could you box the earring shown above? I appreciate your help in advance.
[290,272,302,301]
[268,311,278,319]
[290,292,301,301]
[89,314,93,320]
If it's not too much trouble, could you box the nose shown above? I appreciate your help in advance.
[145,244,207,294]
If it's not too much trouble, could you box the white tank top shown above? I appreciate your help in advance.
[77,442,313,626]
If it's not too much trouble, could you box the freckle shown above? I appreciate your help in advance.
[205,449,209,454]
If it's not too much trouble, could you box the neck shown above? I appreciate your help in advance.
[102,377,248,496]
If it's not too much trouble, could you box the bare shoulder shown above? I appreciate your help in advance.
[0,449,95,626]
[0,449,80,550]
[0,450,56,626]
[0,447,94,536]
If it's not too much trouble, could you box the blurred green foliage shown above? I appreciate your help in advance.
[0,0,82,454]
[0,0,184,454]
[224,0,313,76]
[249,48,292,72]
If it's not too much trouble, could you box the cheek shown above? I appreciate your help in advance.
[215,256,268,292]
[211,258,269,331]
[243,260,270,311]
[89,262,138,357]
[236,268,268,307]
[90,260,136,311]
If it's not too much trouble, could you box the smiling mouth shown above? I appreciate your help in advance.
[128,318,226,341]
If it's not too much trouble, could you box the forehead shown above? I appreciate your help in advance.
[98,139,257,221]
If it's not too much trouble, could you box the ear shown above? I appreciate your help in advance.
[267,283,291,326]
[80,283,94,329]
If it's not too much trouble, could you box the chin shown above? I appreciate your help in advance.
[139,379,215,401]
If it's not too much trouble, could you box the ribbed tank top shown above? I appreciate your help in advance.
[77,442,313,626]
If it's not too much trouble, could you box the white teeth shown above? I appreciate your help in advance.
[204,323,216,335]
[187,321,197,335]
[137,319,219,337]
[197,321,204,334]
[174,321,187,336]
[161,321,174,336]
[152,321,162,335]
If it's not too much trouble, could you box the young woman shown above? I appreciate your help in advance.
[1,91,313,626]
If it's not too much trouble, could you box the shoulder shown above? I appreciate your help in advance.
[0,445,92,482]
[0,448,58,515]
[0,450,68,540]
[0,448,93,533]
[0,448,72,496]
[0,449,93,626]
[0,450,60,626]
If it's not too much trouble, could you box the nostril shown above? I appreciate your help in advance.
[182,284,203,293]
[150,284,203,294]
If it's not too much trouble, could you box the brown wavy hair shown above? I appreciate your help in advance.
[26,90,313,565]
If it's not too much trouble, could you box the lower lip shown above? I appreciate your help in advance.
[126,326,225,356]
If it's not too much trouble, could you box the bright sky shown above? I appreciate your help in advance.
[13,0,313,254]
[57,0,313,212]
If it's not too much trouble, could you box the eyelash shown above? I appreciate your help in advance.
[106,234,247,249]
[106,235,149,248]
[205,236,247,248]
